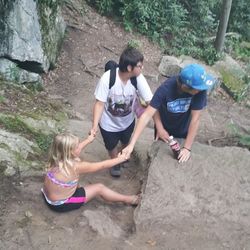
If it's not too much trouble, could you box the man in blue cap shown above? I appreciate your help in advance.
[122,64,215,163]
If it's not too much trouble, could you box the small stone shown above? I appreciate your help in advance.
[146,240,156,246]
[25,211,33,218]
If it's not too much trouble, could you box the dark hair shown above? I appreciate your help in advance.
[118,47,144,72]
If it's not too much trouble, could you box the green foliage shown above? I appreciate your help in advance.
[225,36,250,63]
[239,135,250,147]
[0,116,26,133]
[38,0,62,9]
[88,0,248,65]
[229,123,250,149]
[38,0,65,66]
[122,0,188,40]
[88,0,218,62]
[5,64,20,82]
[34,133,53,152]
[229,0,250,41]
[24,82,44,92]
[127,39,141,49]
[91,0,116,14]
[0,95,5,103]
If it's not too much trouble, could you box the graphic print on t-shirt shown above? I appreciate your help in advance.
[167,97,192,113]
[107,94,134,117]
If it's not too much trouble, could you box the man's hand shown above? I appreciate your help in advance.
[178,147,191,163]
[90,127,98,137]
[122,144,134,159]
[155,127,170,143]
[117,151,130,162]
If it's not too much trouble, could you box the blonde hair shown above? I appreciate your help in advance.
[48,133,79,176]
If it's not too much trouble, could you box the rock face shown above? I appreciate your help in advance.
[0,114,63,176]
[0,129,41,176]
[135,141,250,248]
[158,56,181,77]
[0,58,42,83]
[0,0,65,83]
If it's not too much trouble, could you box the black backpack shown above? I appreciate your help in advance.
[104,60,137,90]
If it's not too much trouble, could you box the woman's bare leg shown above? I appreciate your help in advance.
[84,183,139,205]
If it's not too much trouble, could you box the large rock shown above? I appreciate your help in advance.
[134,141,250,248]
[213,54,249,101]
[0,0,65,83]
[214,54,247,77]
[0,58,42,84]
[158,56,181,77]
[0,129,42,176]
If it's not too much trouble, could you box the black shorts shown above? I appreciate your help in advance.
[44,187,86,213]
[100,119,135,151]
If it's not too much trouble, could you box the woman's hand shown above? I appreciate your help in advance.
[73,131,96,157]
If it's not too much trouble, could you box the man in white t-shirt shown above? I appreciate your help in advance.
[91,47,153,177]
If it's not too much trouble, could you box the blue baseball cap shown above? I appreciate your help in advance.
[180,64,215,90]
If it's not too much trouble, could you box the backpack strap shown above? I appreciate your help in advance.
[108,67,138,90]
[130,77,137,90]
[109,67,116,89]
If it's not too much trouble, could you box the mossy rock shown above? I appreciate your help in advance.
[0,113,57,153]
[219,69,249,101]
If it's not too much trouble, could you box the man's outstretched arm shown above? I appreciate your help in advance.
[178,109,202,163]
[153,110,170,142]
[123,105,157,158]
[91,100,105,135]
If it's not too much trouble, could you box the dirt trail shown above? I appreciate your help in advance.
[1,2,250,250]
[0,3,159,249]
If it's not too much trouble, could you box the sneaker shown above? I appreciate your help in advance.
[110,165,121,177]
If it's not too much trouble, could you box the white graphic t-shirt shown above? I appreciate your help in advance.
[95,68,153,132]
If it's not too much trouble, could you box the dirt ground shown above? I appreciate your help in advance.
[1,2,250,250]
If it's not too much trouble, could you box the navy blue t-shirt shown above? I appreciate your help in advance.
[150,76,207,138]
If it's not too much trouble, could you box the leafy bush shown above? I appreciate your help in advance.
[88,0,248,64]
[127,39,141,49]
[229,123,250,149]
[229,0,250,41]
[225,36,250,63]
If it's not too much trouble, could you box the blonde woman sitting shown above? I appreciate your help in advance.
[41,132,140,212]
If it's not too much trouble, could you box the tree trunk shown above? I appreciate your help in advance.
[214,0,232,53]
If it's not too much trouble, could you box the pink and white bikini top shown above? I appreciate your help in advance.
[46,171,78,187]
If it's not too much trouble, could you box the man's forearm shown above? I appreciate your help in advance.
[184,113,201,150]
[153,111,164,131]
[92,101,104,130]
[130,106,156,146]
